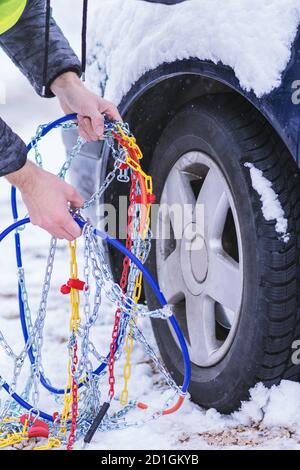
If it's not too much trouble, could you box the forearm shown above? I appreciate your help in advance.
[50,71,84,101]
[0,118,27,176]
[5,159,34,189]
[0,0,81,98]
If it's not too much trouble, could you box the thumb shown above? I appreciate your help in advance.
[90,112,104,137]
[67,185,85,208]
[105,105,122,123]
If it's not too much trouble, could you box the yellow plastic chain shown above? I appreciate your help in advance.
[33,437,61,451]
[0,412,61,450]
[0,417,28,449]
[116,125,143,161]
[120,130,153,405]
[120,272,143,405]
[69,240,81,333]
[59,361,72,436]
[116,124,153,240]
[0,433,27,449]
[59,240,81,435]
[1,416,19,423]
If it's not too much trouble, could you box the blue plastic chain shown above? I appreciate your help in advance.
[0,115,191,421]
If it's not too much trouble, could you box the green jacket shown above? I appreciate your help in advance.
[0,0,27,34]
[0,0,81,176]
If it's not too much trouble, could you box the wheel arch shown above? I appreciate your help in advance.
[110,59,296,174]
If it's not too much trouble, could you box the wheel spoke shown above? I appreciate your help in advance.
[158,247,184,303]
[164,167,196,234]
[207,251,242,313]
[185,293,221,365]
[197,167,229,240]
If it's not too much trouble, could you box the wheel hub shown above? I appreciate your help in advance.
[181,223,208,295]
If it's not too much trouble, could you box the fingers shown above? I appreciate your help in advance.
[33,219,73,241]
[63,212,82,239]
[51,227,74,241]
[59,185,83,239]
[78,126,90,142]
[21,166,85,242]
[90,113,104,137]
[83,116,99,140]
[78,114,105,141]
[45,219,81,241]
[97,99,122,123]
[30,190,84,241]
[77,98,121,141]
[38,212,81,241]
[104,104,122,123]
[77,115,98,141]
[66,185,85,208]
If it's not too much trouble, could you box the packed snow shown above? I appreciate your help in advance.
[1,176,300,449]
[0,0,300,452]
[245,162,290,242]
[87,0,300,104]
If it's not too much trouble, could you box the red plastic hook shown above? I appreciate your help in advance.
[60,278,86,295]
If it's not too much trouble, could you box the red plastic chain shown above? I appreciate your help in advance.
[67,342,79,450]
[107,173,137,401]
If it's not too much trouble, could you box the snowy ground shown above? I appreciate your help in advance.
[1,164,300,451]
[1,178,300,451]
[1,0,300,452]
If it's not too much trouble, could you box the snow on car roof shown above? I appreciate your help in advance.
[87,0,300,103]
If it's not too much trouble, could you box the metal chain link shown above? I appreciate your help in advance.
[0,117,184,449]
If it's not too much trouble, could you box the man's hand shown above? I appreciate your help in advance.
[6,160,84,241]
[51,72,122,141]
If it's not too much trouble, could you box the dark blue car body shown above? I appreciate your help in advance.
[115,0,300,167]
[68,0,300,200]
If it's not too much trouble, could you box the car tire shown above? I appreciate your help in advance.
[144,93,300,413]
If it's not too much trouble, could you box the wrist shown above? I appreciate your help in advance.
[6,160,38,192]
[50,71,82,97]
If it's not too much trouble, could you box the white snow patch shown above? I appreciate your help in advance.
[245,162,290,242]
[263,381,300,427]
[232,383,270,426]
[235,381,300,429]
[87,0,300,104]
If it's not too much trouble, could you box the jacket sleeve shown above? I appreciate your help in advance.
[0,0,82,98]
[0,118,27,176]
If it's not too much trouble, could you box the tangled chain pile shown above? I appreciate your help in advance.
[0,116,190,450]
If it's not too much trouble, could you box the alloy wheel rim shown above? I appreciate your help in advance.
[156,151,244,367]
